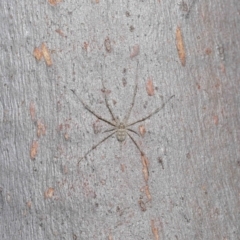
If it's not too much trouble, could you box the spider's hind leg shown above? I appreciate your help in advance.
[127,132,144,156]
[78,131,116,166]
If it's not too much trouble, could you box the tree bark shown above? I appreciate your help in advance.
[0,0,239,239]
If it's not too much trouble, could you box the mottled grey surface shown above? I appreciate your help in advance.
[0,0,240,239]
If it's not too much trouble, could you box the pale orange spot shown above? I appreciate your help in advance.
[130,44,140,58]
[146,78,155,96]
[139,125,146,137]
[48,0,61,6]
[141,154,149,182]
[29,102,36,121]
[30,140,38,159]
[176,26,186,66]
[33,48,43,61]
[37,120,46,137]
[41,43,53,66]
[151,220,159,240]
[44,187,55,199]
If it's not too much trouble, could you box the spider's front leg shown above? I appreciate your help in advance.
[71,89,115,127]
[127,95,175,127]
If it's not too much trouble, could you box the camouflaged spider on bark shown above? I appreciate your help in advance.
[71,64,174,165]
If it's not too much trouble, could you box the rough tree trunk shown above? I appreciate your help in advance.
[0,0,239,239]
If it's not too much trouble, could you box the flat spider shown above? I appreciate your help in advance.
[71,66,174,163]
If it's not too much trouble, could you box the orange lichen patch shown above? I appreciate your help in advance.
[141,154,149,182]
[26,201,32,208]
[41,43,53,66]
[146,78,155,96]
[37,120,46,137]
[139,125,146,137]
[33,47,43,61]
[33,43,53,66]
[145,185,152,201]
[64,133,69,140]
[219,63,226,74]
[120,164,126,172]
[213,115,219,125]
[29,102,36,121]
[130,44,140,58]
[55,29,65,37]
[104,37,112,52]
[48,0,61,6]
[30,140,38,159]
[57,121,71,133]
[44,187,55,199]
[176,26,186,66]
[83,41,89,51]
[205,48,212,55]
[151,220,159,240]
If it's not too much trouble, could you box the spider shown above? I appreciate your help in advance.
[71,66,174,164]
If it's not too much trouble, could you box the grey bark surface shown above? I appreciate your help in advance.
[0,0,239,239]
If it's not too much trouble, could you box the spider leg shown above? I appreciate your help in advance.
[127,132,144,156]
[127,95,174,127]
[78,131,116,165]
[123,61,139,122]
[71,89,115,127]
[103,128,116,133]
[100,77,116,121]
[127,128,140,137]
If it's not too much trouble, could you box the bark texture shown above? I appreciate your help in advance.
[0,0,239,239]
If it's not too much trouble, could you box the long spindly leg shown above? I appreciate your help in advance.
[71,89,115,127]
[103,128,116,133]
[100,78,116,121]
[127,95,175,127]
[127,128,140,137]
[123,61,139,123]
[127,132,144,156]
[78,131,116,165]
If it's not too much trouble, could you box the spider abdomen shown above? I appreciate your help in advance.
[116,123,127,142]
[116,129,126,142]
